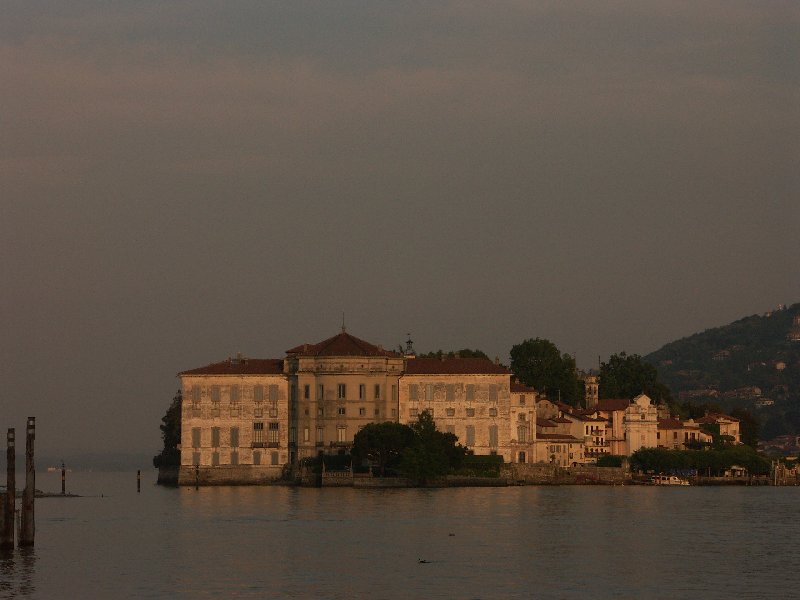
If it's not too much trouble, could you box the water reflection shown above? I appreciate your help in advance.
[0,547,36,599]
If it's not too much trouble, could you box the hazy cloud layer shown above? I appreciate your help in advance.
[2,2,798,460]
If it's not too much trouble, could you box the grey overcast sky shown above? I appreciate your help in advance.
[2,1,798,462]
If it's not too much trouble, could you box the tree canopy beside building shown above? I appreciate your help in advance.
[509,338,583,405]
[400,410,467,484]
[630,445,769,475]
[352,411,466,483]
[351,421,415,476]
[153,389,182,468]
[599,352,672,403]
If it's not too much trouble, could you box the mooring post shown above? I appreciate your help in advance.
[137,470,141,493]
[19,417,35,547]
[1,429,15,550]
[61,461,66,495]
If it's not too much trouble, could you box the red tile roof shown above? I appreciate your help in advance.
[658,418,684,430]
[696,413,740,424]
[538,433,581,441]
[405,357,510,375]
[537,418,557,428]
[179,358,284,376]
[510,381,537,393]
[286,331,399,357]
[596,399,630,412]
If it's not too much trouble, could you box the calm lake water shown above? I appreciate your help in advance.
[1,471,799,599]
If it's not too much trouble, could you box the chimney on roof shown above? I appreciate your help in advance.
[494,356,500,365]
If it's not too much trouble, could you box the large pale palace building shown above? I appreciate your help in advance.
[178,329,537,484]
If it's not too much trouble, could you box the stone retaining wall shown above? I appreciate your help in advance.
[177,465,284,486]
[503,463,630,485]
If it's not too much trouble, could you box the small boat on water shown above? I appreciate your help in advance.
[651,475,690,486]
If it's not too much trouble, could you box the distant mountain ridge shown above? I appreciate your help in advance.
[645,303,800,439]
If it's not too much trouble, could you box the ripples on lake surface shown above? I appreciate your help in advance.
[1,471,799,599]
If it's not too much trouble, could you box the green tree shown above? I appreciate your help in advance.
[731,408,760,448]
[599,352,672,402]
[153,389,182,468]
[351,421,415,476]
[510,338,582,405]
[400,410,467,485]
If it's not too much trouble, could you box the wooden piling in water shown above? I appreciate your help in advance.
[61,461,66,495]
[137,470,141,493]
[1,429,15,550]
[19,418,35,547]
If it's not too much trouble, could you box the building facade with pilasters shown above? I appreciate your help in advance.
[177,330,532,485]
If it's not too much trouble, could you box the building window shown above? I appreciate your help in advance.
[489,385,498,401]
[317,406,324,417]
[211,427,220,448]
[304,385,310,400]
[445,425,455,435]
[409,385,418,401]
[303,427,310,442]
[253,422,264,445]
[211,386,221,404]
[374,408,380,416]
[374,384,381,400]
[191,385,201,404]
[489,407,498,417]
[425,384,434,401]
[338,407,346,416]
[229,385,239,404]
[519,395,525,406]
[359,407,366,416]
[466,425,475,446]
[392,385,397,402]
[446,408,455,417]
[391,409,397,417]
[316,427,324,443]
[191,427,201,449]
[211,452,219,467]
[489,425,498,448]
[254,385,264,403]
[517,425,528,443]
[466,384,475,401]
[268,422,279,444]
[410,408,418,418]
[466,408,475,417]
[271,452,279,466]
[318,384,324,400]
[337,384,347,400]
[192,452,200,466]
[253,451,261,465]
[230,427,239,448]
[446,384,455,401]
[337,426,347,443]
[359,384,365,399]
[289,427,297,443]
[231,451,239,466]
[254,405,263,418]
